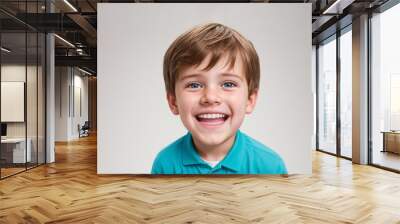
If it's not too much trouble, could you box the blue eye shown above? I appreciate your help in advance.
[222,82,237,88]
[186,82,203,89]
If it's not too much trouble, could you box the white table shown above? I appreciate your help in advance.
[1,138,31,163]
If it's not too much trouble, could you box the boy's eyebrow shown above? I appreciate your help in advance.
[220,73,244,81]
[179,73,244,81]
[179,73,202,81]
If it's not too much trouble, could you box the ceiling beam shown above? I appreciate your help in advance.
[67,13,97,46]
[55,55,96,70]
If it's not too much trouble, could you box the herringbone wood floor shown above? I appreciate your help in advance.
[1,134,400,223]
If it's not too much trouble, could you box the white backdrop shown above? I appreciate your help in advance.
[98,3,313,174]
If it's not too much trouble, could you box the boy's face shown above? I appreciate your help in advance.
[167,53,258,149]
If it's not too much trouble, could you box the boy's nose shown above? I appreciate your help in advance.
[200,87,221,105]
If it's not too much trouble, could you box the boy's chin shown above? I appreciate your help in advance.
[192,130,235,145]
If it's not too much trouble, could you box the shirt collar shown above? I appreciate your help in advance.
[181,132,206,166]
[181,130,245,172]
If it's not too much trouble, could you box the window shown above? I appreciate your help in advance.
[318,36,337,154]
[371,2,400,171]
[340,28,352,158]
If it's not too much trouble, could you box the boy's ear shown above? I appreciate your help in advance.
[167,92,179,115]
[246,89,258,114]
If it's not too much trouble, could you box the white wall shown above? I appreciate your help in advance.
[98,3,313,174]
[55,67,69,141]
[55,67,89,141]
[72,72,89,138]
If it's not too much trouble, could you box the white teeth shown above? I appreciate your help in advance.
[198,113,226,119]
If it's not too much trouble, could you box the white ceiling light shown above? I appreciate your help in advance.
[323,0,354,14]
[54,34,75,48]
[63,0,78,12]
[76,48,84,55]
[1,47,11,53]
[78,67,93,76]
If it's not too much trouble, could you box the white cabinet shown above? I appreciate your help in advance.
[1,138,32,163]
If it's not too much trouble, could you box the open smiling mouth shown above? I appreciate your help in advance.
[195,113,229,126]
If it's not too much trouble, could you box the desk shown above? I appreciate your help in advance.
[382,131,400,154]
[1,138,31,163]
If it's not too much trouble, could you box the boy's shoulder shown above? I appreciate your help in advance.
[151,134,187,174]
[156,135,187,162]
[241,132,280,158]
[240,132,287,174]
[157,135,185,158]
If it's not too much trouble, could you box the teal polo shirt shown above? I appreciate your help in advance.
[151,130,287,175]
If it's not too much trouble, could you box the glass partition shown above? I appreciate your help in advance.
[38,32,45,165]
[0,1,46,179]
[0,31,28,177]
[27,31,38,169]
[317,36,337,154]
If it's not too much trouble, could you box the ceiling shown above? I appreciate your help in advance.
[0,0,392,75]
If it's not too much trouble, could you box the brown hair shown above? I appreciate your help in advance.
[163,23,260,96]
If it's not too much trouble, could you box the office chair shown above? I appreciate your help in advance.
[79,121,90,138]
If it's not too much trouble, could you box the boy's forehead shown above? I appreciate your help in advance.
[197,53,238,69]
[178,53,245,79]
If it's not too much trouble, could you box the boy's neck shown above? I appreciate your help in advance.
[192,133,236,161]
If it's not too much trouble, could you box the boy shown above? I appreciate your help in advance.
[152,23,287,174]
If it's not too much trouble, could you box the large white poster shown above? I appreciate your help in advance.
[98,3,313,174]
[1,82,25,122]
